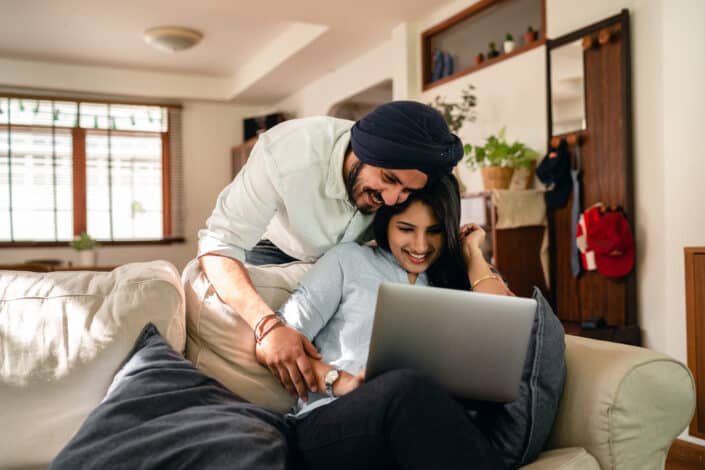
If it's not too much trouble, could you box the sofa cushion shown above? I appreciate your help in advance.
[0,261,185,469]
[182,258,312,413]
[472,288,566,469]
[519,448,600,470]
[50,323,290,470]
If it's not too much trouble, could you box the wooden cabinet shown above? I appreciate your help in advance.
[461,192,547,298]
[686,247,705,439]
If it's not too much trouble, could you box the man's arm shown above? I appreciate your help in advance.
[199,254,322,399]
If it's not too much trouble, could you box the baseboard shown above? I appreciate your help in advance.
[668,439,705,466]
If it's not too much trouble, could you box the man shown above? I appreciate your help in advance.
[197,101,463,401]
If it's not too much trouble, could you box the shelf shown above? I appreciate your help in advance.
[423,38,545,91]
[421,0,546,90]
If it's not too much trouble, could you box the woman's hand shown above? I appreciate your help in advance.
[459,223,486,263]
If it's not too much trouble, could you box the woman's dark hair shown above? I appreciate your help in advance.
[373,173,471,290]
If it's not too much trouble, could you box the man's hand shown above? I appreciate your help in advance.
[255,325,322,400]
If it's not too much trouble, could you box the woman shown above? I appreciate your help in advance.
[255,174,512,469]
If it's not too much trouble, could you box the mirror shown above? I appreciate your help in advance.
[549,39,586,135]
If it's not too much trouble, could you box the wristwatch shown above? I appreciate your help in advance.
[324,368,341,398]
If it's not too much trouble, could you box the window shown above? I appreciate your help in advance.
[0,96,181,244]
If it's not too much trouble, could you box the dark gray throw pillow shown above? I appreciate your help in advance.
[472,288,566,469]
[50,324,291,470]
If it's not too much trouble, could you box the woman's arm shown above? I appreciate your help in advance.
[460,224,514,296]
[309,360,365,397]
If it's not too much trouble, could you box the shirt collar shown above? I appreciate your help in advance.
[374,246,429,285]
[324,124,353,201]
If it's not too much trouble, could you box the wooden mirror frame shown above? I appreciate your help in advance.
[543,9,637,332]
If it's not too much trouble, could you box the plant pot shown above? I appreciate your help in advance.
[481,166,514,190]
[503,40,515,54]
[78,249,98,267]
[524,30,538,45]
[509,161,537,190]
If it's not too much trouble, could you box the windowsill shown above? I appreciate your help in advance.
[0,237,186,248]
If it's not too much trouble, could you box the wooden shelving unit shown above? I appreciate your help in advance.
[421,0,546,91]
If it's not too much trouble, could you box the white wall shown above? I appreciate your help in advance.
[661,0,705,445]
[418,46,547,192]
[272,40,394,118]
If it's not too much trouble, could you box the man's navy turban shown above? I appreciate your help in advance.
[350,101,463,180]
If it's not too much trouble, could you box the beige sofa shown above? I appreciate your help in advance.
[0,260,695,469]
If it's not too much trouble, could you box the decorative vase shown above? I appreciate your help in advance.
[78,249,98,267]
[481,166,514,190]
[503,40,515,54]
[524,29,538,45]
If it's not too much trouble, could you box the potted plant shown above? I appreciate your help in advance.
[70,232,100,266]
[429,84,478,193]
[503,33,515,53]
[429,84,477,135]
[487,42,500,59]
[464,127,540,190]
[524,26,538,44]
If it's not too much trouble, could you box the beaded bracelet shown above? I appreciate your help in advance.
[253,313,277,338]
[255,318,283,345]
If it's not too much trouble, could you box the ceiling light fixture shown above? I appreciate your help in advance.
[143,26,203,53]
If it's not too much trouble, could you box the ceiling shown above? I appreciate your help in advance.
[0,0,456,104]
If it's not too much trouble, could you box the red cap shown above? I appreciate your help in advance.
[586,211,635,278]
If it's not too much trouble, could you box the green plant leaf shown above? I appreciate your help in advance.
[70,232,99,251]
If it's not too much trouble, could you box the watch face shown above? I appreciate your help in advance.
[325,369,340,385]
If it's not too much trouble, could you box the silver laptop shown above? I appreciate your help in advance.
[365,282,537,403]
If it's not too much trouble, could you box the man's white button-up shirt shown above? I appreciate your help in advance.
[198,116,375,263]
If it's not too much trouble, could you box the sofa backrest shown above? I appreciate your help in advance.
[0,261,185,468]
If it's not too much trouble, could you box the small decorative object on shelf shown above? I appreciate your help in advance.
[503,33,515,54]
[487,42,500,59]
[464,127,540,190]
[524,26,539,45]
[443,51,455,77]
[70,232,100,267]
[431,49,456,82]
[475,52,485,65]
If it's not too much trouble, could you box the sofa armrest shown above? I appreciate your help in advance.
[547,335,694,470]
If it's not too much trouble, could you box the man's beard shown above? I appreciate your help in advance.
[345,161,380,215]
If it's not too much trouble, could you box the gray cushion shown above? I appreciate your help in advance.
[473,288,566,469]
[50,324,291,470]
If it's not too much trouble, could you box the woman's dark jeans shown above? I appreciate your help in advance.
[290,369,503,470]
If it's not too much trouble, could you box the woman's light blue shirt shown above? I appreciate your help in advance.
[277,242,428,416]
